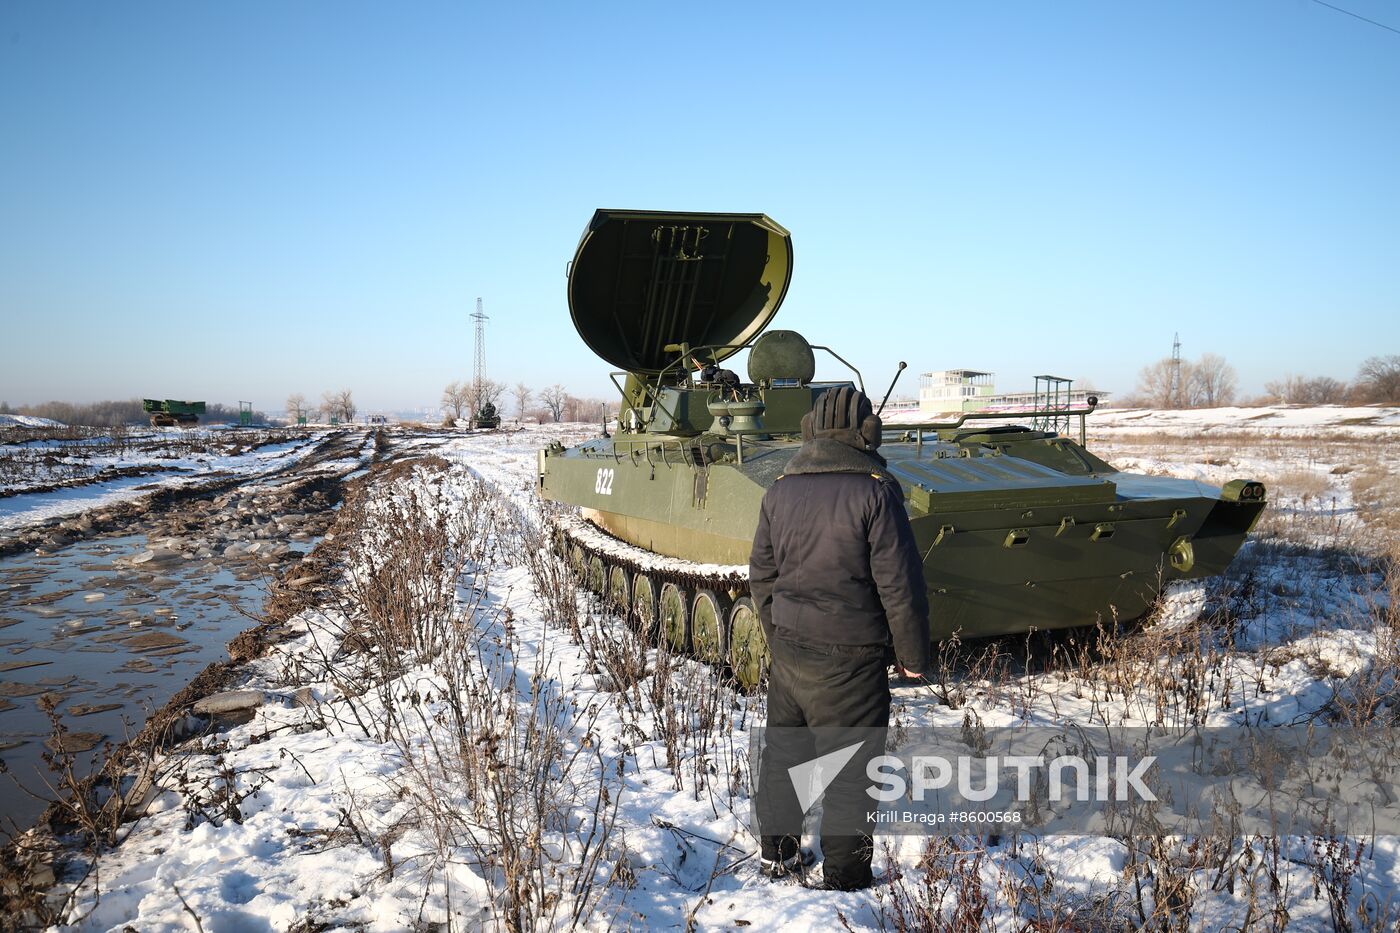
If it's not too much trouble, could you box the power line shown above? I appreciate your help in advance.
[1308,0,1400,36]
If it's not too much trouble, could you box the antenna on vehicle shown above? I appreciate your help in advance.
[876,361,908,416]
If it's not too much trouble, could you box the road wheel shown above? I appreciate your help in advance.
[690,589,727,664]
[632,573,658,642]
[727,596,768,690]
[586,554,606,595]
[607,565,631,615]
[568,543,588,579]
[658,582,690,654]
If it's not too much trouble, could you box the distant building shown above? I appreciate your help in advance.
[918,369,1109,416]
[918,370,996,414]
[880,396,921,416]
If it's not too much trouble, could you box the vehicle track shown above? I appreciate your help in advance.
[556,514,766,688]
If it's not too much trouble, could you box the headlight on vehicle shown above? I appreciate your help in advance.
[1221,479,1266,502]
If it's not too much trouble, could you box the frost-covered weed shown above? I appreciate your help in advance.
[283,459,628,931]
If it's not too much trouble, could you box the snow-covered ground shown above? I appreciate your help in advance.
[887,402,1400,439]
[0,431,326,534]
[29,417,1400,930]
[0,414,65,429]
[1089,404,1400,437]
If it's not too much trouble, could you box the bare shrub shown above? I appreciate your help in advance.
[1351,462,1400,538]
[539,385,568,422]
[1269,468,1334,506]
[285,458,625,930]
[876,836,992,931]
[1354,355,1400,404]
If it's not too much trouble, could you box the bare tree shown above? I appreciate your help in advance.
[1134,359,1177,409]
[1265,374,1349,405]
[1306,376,1349,404]
[463,378,505,415]
[1356,355,1400,404]
[539,384,568,422]
[1188,353,1237,407]
[479,379,506,410]
[321,389,355,423]
[512,382,532,419]
[560,395,613,423]
[285,392,308,423]
[1264,375,1298,404]
[441,381,471,422]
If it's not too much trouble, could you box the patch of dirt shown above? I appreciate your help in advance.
[66,704,122,717]
[0,431,359,559]
[43,733,104,755]
[0,660,53,673]
[0,682,49,698]
[121,632,189,652]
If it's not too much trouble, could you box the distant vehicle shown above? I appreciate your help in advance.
[539,209,1268,687]
[473,401,501,430]
[143,399,205,428]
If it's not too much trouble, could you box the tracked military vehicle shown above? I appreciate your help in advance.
[143,398,205,428]
[473,401,501,430]
[539,210,1266,687]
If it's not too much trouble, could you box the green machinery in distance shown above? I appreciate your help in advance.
[473,401,501,430]
[143,399,206,428]
[539,210,1267,687]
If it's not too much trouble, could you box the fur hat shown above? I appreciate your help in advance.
[800,385,883,451]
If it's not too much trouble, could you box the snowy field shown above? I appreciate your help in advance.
[888,402,1400,439]
[1089,404,1400,437]
[0,415,65,429]
[22,414,1400,931]
[0,428,325,534]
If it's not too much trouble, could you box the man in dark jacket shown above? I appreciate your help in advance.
[750,385,930,890]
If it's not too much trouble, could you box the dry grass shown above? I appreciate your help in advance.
[1351,462,1400,537]
[878,429,1400,930]
[265,459,629,931]
[1268,468,1334,504]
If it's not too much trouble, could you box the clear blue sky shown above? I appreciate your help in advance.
[3,0,1396,413]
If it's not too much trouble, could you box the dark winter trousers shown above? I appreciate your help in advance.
[757,635,890,890]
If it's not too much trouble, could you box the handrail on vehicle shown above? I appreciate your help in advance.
[885,398,1100,451]
[607,435,711,469]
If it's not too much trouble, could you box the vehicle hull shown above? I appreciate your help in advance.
[539,434,1264,640]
